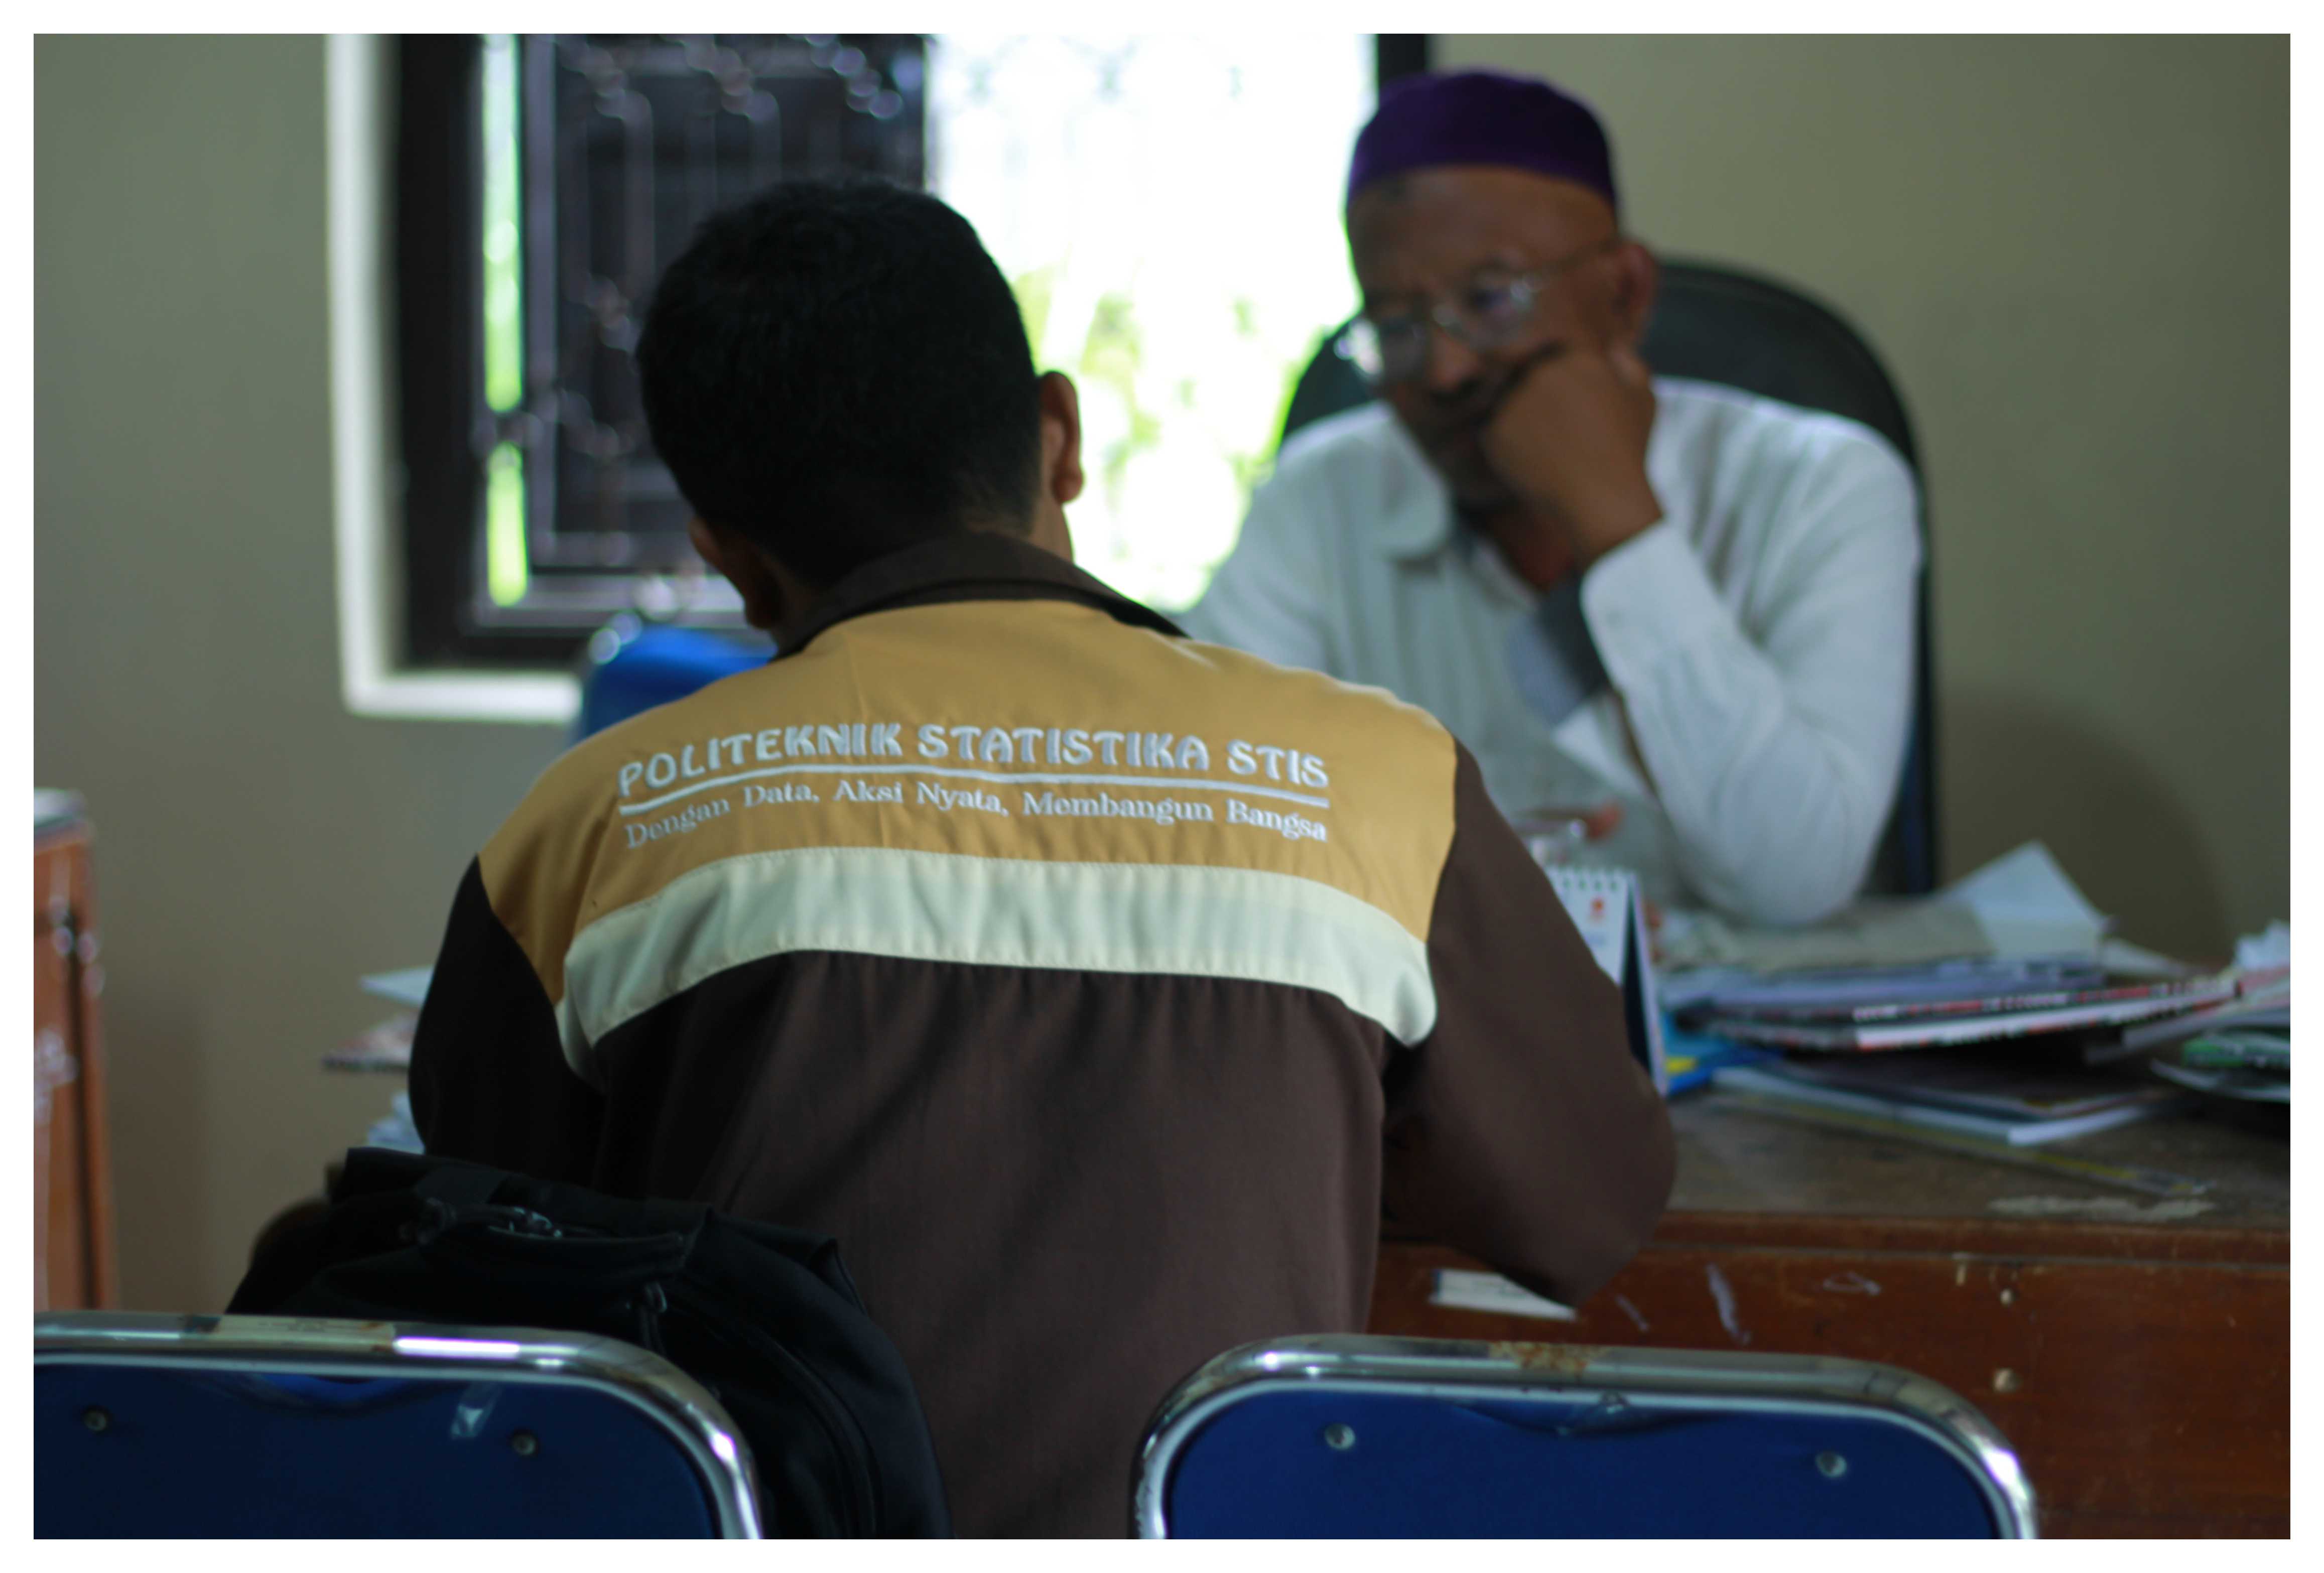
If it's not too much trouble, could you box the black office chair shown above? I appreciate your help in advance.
[1280,260,1937,895]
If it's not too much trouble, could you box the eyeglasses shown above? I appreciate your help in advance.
[1336,238,1624,386]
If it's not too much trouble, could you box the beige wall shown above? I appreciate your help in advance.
[36,36,567,1312]
[36,36,2288,1310]
[1440,34,2289,960]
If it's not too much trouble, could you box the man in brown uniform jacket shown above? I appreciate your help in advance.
[411,177,1674,1537]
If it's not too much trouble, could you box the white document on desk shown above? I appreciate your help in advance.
[1429,1268,1578,1321]
[1944,841,2112,958]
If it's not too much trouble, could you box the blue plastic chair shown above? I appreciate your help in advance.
[36,1311,762,1538]
[1135,1335,2036,1538]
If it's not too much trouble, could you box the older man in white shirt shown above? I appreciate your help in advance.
[1186,70,1919,927]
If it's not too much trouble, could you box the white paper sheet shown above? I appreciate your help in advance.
[360,967,436,1008]
[1942,841,2111,957]
[1428,1269,1578,1321]
[2235,921,2290,972]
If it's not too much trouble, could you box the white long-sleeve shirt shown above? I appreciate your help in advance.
[1183,377,1921,926]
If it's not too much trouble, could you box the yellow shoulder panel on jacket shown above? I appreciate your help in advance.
[480,600,1459,1013]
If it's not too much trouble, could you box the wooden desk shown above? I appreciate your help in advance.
[1369,1093,2289,1538]
[34,815,117,1312]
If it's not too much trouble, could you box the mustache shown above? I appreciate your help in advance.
[1418,371,1517,433]
[1416,344,1568,432]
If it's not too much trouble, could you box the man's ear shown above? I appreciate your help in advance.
[688,516,794,635]
[1037,371,1086,506]
[1606,241,1660,351]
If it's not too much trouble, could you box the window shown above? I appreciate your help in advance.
[396,35,930,670]
[338,33,1414,712]
[926,35,1373,611]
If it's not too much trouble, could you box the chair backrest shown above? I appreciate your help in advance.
[1278,259,1938,894]
[1136,1335,2036,1538]
[36,1311,762,1538]
[576,619,770,741]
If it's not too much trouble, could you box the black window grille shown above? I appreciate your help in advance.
[395,33,1417,671]
[397,34,928,668]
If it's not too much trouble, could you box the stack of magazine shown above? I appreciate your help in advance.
[326,970,433,1152]
[1684,958,2237,1145]
[1648,846,2288,1144]
[2117,928,2289,1106]
[1689,946,2291,1142]
[1678,958,2234,1053]
[1712,1046,2188,1146]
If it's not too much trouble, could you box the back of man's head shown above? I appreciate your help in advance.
[637,178,1042,590]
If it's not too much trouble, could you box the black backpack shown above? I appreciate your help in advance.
[227,1148,951,1537]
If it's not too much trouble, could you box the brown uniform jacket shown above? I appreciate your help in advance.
[411,533,1674,1536]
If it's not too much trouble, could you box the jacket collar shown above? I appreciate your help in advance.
[774,531,1184,659]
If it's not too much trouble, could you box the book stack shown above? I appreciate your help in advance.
[1713,1047,2187,1146]
[2118,925,2289,1106]
[1677,958,2236,1054]
[325,969,433,1152]
[1687,931,2291,1141]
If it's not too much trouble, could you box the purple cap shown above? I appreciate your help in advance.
[1347,70,1617,212]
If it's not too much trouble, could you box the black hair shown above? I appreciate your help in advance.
[635,177,1043,588]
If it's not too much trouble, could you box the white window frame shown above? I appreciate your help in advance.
[327,33,580,726]
[326,32,1370,726]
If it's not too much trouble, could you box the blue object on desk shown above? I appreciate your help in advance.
[577,623,769,740]
[1663,1012,1776,1096]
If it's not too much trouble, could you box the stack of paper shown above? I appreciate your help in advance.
[361,968,435,1008]
[330,969,435,1148]
[1664,845,2241,1055]
[1680,963,2234,1052]
[1713,1048,2189,1145]
[1658,849,2292,1165]
[2134,926,2289,1105]
[324,1013,417,1073]
[365,1092,425,1153]
[321,969,434,1074]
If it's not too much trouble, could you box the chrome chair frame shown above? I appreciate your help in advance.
[36,1310,763,1538]
[1134,1335,2037,1538]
